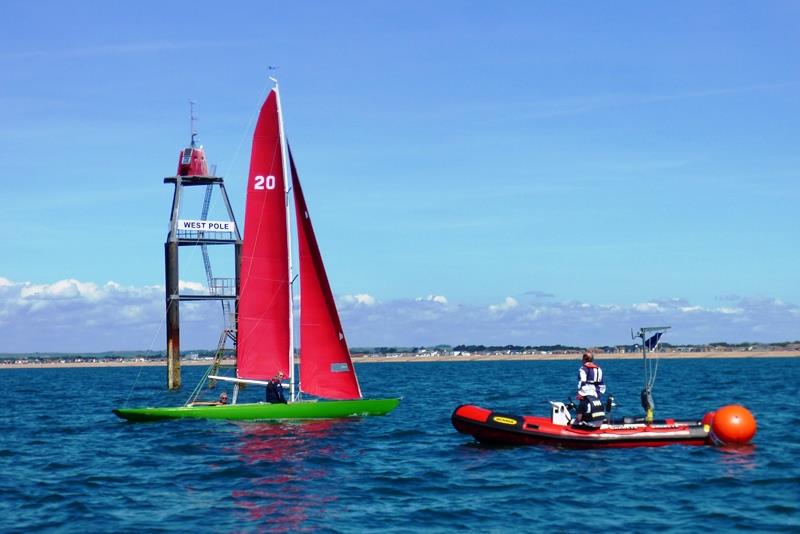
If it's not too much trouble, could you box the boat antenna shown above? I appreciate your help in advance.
[268,66,280,86]
[631,325,671,423]
[189,99,199,148]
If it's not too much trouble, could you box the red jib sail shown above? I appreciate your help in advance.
[237,90,290,380]
[290,149,362,400]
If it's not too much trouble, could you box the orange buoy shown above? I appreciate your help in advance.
[709,405,757,445]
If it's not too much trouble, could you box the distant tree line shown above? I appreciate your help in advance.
[451,344,584,353]
[4,340,799,362]
[352,340,800,355]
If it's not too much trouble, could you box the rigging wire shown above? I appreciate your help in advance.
[220,78,274,187]
[224,79,280,346]
[185,363,215,406]
[648,352,660,390]
[124,79,276,407]
[641,330,665,391]
[122,298,171,406]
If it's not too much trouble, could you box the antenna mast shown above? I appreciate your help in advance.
[632,325,671,423]
[189,100,198,147]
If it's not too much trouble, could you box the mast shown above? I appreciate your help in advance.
[189,100,198,148]
[271,77,296,402]
[632,325,670,422]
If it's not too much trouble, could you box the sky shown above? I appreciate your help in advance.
[1,1,798,352]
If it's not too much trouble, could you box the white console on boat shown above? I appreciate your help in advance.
[550,401,572,426]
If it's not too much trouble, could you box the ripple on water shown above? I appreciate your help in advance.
[2,360,800,532]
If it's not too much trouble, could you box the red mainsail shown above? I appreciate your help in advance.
[237,90,290,380]
[290,149,362,400]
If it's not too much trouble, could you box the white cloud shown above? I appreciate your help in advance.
[0,277,224,352]
[340,293,376,306]
[19,278,105,301]
[417,295,448,305]
[340,294,800,347]
[178,280,206,292]
[489,296,519,313]
[632,302,662,312]
[0,276,797,352]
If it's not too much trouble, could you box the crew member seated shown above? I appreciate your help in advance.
[190,391,228,406]
[574,351,606,427]
[266,372,287,404]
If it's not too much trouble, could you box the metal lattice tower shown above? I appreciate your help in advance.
[164,162,241,390]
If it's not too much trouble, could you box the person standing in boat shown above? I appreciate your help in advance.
[575,351,606,426]
[266,372,287,404]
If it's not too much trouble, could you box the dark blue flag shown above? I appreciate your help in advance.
[645,332,663,350]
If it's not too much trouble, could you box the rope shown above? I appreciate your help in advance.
[648,353,660,390]
[644,338,663,391]
[122,297,170,406]
[220,78,273,185]
[185,363,214,406]
[123,81,271,408]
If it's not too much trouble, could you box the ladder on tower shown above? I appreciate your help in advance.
[208,326,237,387]
[199,165,236,331]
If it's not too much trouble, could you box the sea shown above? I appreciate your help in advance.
[1,357,798,533]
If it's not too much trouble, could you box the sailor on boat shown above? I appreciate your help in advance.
[575,351,606,427]
[266,372,288,404]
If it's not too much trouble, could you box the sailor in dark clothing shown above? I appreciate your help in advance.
[266,371,287,404]
[575,351,606,427]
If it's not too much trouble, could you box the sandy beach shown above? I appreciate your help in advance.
[2,349,798,369]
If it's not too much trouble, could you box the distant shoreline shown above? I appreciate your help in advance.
[352,349,800,363]
[2,349,798,369]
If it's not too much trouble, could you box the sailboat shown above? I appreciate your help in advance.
[114,81,400,421]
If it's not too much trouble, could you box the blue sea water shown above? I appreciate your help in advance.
[1,357,799,533]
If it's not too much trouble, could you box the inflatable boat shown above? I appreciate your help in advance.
[451,402,756,449]
[452,327,757,449]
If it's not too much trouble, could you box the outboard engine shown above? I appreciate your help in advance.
[605,394,615,414]
[641,388,655,422]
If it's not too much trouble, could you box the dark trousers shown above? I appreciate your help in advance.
[577,396,605,425]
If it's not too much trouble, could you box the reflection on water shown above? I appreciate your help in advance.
[229,420,351,532]
[717,443,757,473]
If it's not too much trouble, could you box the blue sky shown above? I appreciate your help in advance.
[1,1,798,352]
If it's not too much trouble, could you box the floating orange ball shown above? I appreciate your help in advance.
[710,404,757,445]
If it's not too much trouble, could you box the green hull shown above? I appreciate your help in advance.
[113,397,400,422]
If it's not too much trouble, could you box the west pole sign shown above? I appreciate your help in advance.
[177,219,235,232]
